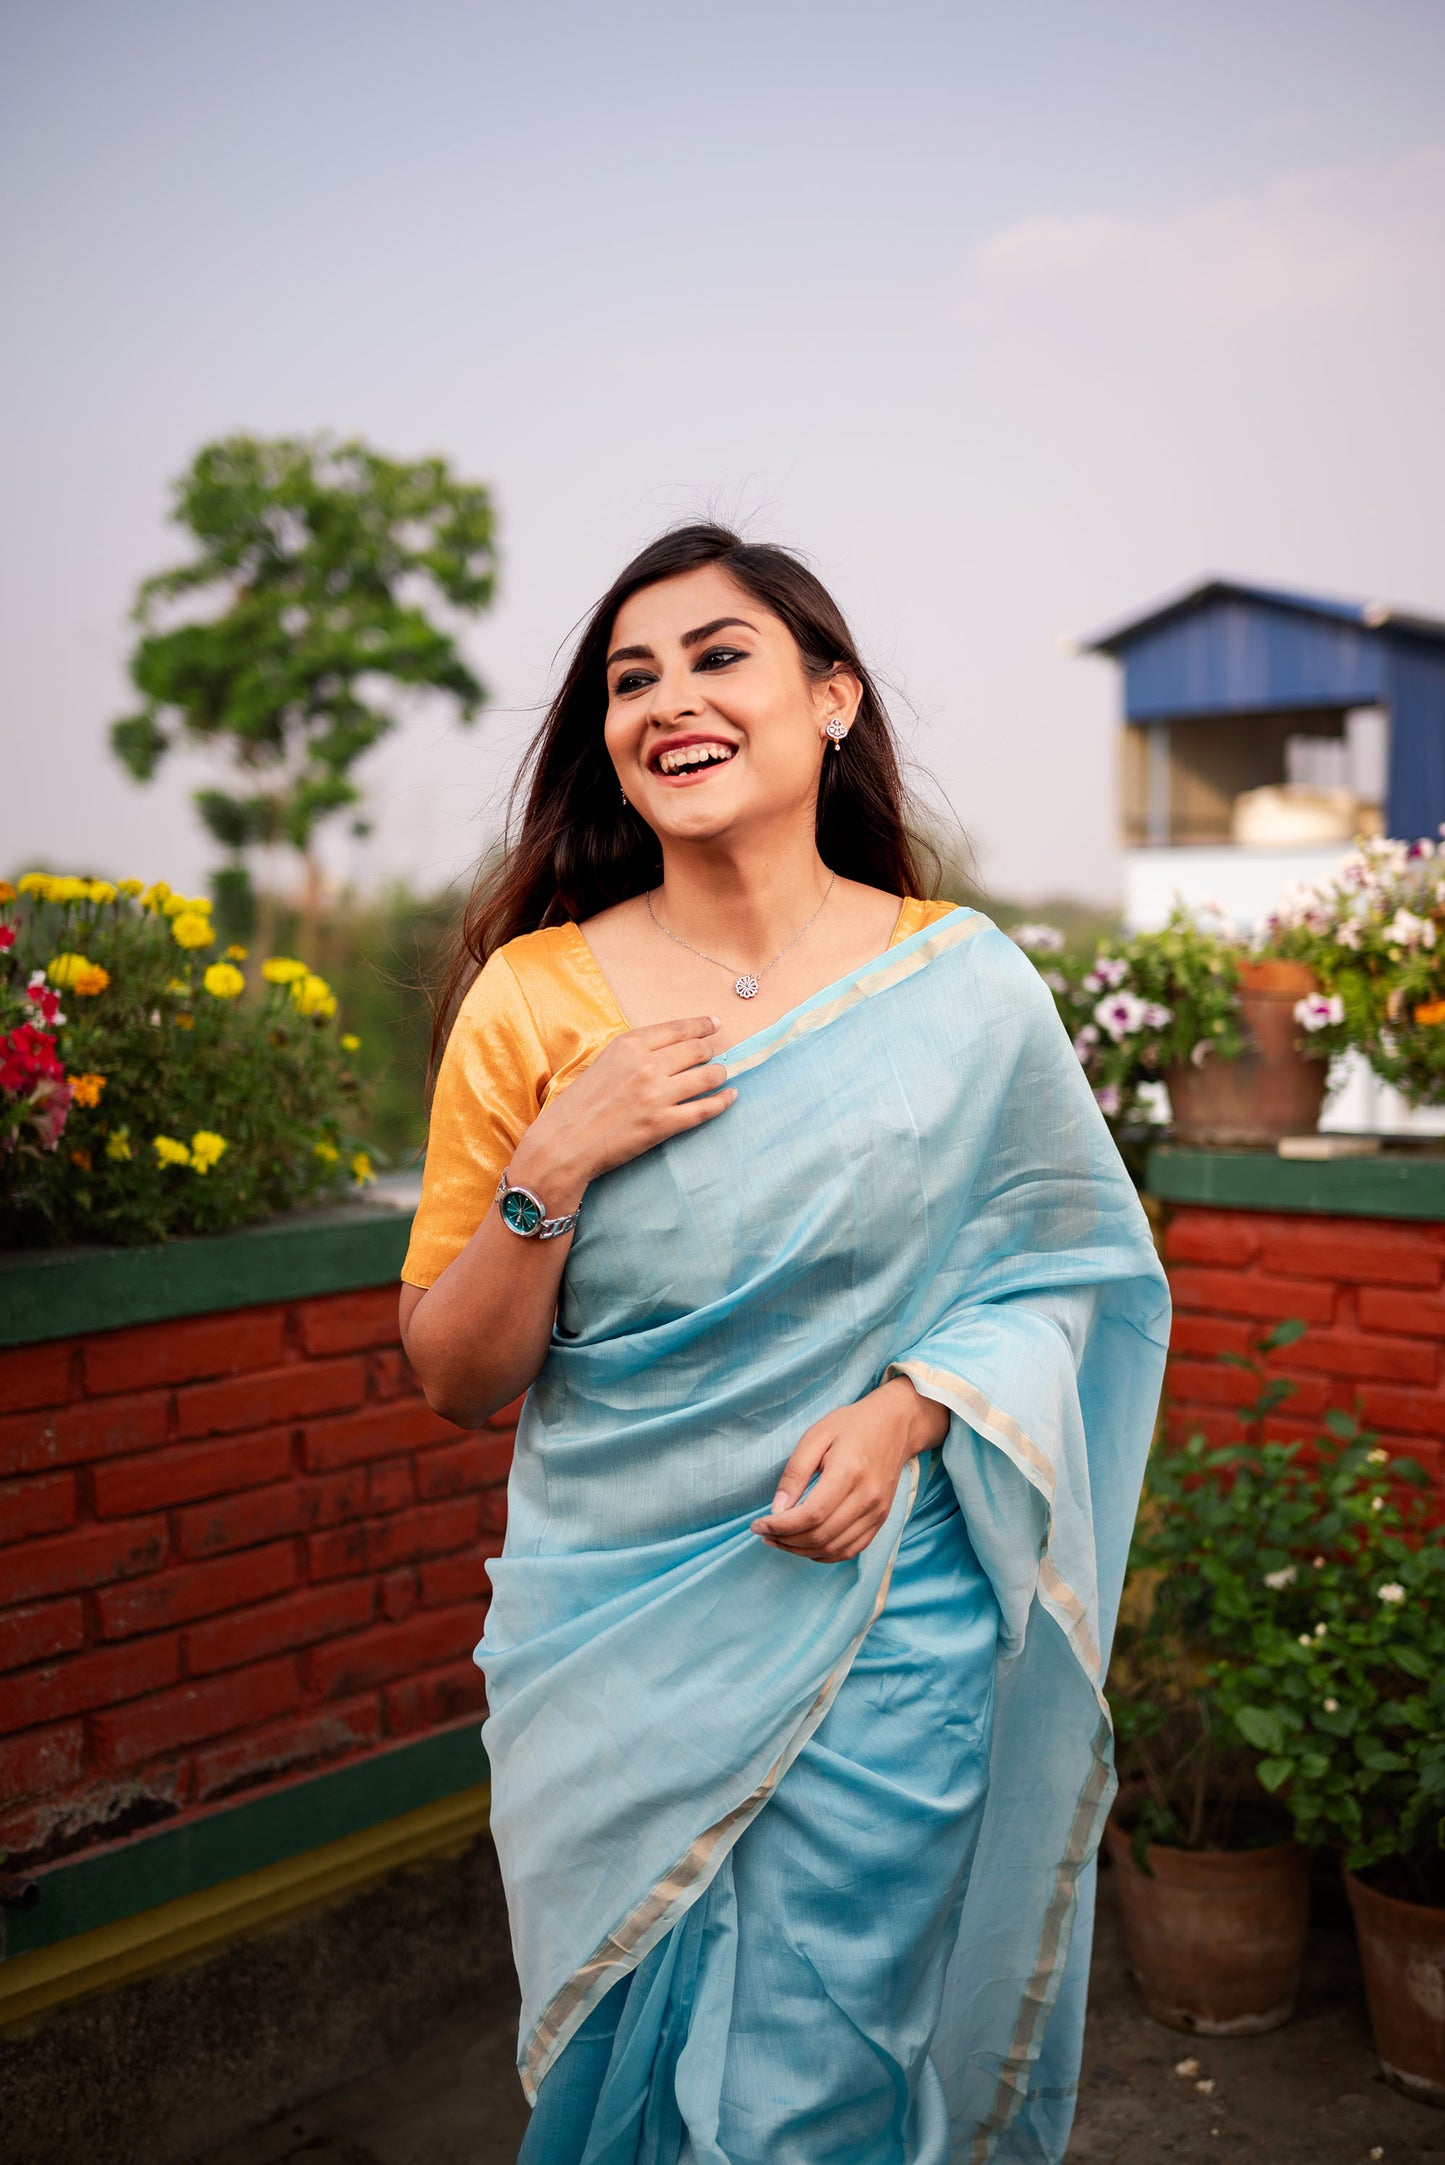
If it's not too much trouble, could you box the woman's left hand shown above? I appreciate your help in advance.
[752,1375,950,1562]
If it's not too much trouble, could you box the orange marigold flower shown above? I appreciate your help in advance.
[0,880,15,904]
[70,1147,93,1172]
[1415,998,1445,1027]
[70,1072,107,1108]
[48,952,110,996]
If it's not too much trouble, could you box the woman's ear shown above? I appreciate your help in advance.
[815,666,863,744]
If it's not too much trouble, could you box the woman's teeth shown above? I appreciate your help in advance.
[656,743,736,775]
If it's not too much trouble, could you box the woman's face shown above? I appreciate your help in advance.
[603,565,858,850]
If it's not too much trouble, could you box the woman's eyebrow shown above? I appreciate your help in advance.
[605,617,758,672]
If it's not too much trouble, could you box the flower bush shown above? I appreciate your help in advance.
[1261,832,1445,1106]
[1112,1322,1445,1895]
[1,873,374,1246]
[1011,906,1249,1124]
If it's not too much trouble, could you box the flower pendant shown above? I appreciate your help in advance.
[734,974,759,999]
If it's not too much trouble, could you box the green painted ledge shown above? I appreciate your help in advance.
[1148,1145,1445,1221]
[0,1195,417,1350]
[0,1721,487,1961]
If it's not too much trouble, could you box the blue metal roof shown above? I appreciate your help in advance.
[1083,576,1445,656]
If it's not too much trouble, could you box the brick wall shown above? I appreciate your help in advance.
[0,1290,515,1870]
[1162,1205,1445,1485]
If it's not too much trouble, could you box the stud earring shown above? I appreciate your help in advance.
[825,715,849,748]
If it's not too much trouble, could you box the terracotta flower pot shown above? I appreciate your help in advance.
[1165,959,1327,1147]
[1345,1869,1445,2105]
[1104,1818,1311,2034]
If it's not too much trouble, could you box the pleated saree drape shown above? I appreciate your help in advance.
[477,908,1170,2163]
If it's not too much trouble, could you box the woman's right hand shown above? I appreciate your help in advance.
[508,1014,736,1203]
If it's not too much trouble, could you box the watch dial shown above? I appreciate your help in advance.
[501,1187,543,1235]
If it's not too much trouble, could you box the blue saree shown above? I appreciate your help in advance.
[478,908,1170,2163]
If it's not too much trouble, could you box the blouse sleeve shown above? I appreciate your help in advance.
[401,951,554,1288]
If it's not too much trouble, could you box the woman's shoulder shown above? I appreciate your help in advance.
[450,922,622,1078]
[891,896,966,945]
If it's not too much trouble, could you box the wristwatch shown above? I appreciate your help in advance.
[495,1170,581,1242]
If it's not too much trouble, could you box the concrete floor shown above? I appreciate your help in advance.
[194,1874,1445,2165]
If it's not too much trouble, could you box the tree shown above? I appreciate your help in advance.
[111,433,498,950]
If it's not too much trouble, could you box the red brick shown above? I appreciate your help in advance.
[92,1657,301,1769]
[486,1397,524,1432]
[305,1603,487,1699]
[0,1634,179,1735]
[1256,1220,1445,1289]
[1358,1285,1445,1340]
[420,1547,499,1608]
[0,1598,85,1673]
[175,1358,366,1441]
[0,1472,77,1545]
[383,1659,486,1735]
[379,1568,418,1623]
[1163,1211,1262,1268]
[95,1541,298,1640]
[92,1427,295,1519]
[1356,1382,1445,1442]
[1165,1406,1245,1449]
[414,1432,513,1500]
[478,1490,508,1534]
[302,1398,459,1473]
[0,1720,84,1802]
[1164,1357,1263,1411]
[186,1579,375,1675]
[0,1341,74,1415]
[307,1498,478,1583]
[371,1349,420,1401]
[83,1308,289,1395]
[1284,1330,1437,1386]
[368,1459,414,1513]
[0,1516,167,1606]
[1166,1314,1256,1362]
[1167,1266,1335,1326]
[193,1695,382,1803]
[174,1469,369,1558]
[296,1288,404,1357]
[0,1391,169,1476]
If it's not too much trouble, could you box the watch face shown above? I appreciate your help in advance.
[500,1186,544,1236]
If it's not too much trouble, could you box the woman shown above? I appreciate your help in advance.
[399,524,1169,2165]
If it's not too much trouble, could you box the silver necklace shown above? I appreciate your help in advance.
[645,875,837,1000]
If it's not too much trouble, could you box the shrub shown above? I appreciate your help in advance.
[0,873,373,1246]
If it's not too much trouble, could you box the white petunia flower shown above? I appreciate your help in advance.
[1298,1633,1313,1647]
[1314,1621,1327,1637]
[1323,1698,1339,1713]
[1009,923,1065,953]
[1371,1495,1385,1512]
[1367,1448,1388,1464]
[1378,1582,1405,1605]
[1294,992,1345,1032]
[1263,1566,1297,1590]
[1094,990,1150,1041]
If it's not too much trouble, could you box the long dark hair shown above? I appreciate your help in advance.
[431,523,935,1078]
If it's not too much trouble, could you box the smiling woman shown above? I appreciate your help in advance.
[397,524,1169,2164]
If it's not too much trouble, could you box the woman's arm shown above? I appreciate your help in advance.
[400,1015,733,1428]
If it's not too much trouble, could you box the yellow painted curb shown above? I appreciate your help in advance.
[0,1781,491,2031]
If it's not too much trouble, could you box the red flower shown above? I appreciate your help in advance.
[0,924,14,951]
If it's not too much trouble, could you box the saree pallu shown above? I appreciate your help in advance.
[479,909,1171,2163]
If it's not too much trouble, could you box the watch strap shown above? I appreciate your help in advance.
[495,1171,581,1242]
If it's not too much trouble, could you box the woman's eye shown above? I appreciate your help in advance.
[613,670,654,696]
[695,646,745,672]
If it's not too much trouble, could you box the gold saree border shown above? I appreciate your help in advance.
[889,1356,1117,2162]
[520,1455,923,2103]
[722,908,986,1081]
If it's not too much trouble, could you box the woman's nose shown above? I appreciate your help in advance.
[644,663,702,725]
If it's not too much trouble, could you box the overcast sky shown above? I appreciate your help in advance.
[4,0,1443,906]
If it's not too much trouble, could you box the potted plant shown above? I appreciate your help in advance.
[1261,832,1445,1110]
[1211,1395,1445,2103]
[1105,1322,1318,2034]
[1,871,374,1246]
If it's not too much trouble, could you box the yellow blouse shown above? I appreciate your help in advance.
[401,897,959,1288]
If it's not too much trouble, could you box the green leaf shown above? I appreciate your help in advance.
[1260,1318,1307,1351]
[1322,1409,1358,1441]
[1358,1748,1410,1773]
[1235,1705,1289,1753]
[1257,1757,1294,1792]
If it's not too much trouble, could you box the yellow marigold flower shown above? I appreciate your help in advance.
[291,972,337,1018]
[42,875,88,904]
[70,1072,107,1109]
[48,952,111,995]
[203,962,246,1000]
[106,1129,133,1162]
[140,881,171,912]
[1415,998,1445,1027]
[313,1139,341,1164]
[153,1134,191,1168]
[18,872,52,898]
[0,880,16,904]
[225,944,248,961]
[116,879,144,898]
[189,1130,227,1174]
[351,1151,375,1186]
[167,977,190,995]
[170,910,215,950]
[261,956,307,984]
[340,1033,361,1053]
[83,880,117,905]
